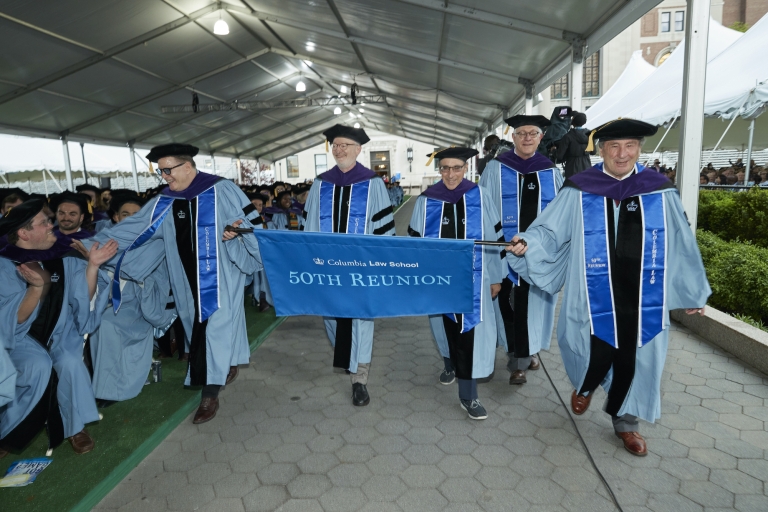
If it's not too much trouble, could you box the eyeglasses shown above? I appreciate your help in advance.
[331,143,359,150]
[514,131,541,139]
[439,164,466,174]
[34,218,53,228]
[156,162,185,176]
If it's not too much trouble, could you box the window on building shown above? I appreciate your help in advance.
[314,154,327,176]
[550,74,569,99]
[286,155,299,178]
[675,11,685,31]
[661,12,671,32]
[583,51,600,98]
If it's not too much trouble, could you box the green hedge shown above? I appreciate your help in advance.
[697,229,768,324]
[698,188,768,248]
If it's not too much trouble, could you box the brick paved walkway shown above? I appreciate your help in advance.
[93,311,768,512]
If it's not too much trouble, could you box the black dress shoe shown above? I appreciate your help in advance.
[352,383,370,406]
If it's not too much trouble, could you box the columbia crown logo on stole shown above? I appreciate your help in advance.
[313,258,325,265]
[626,201,639,212]
[176,210,186,219]
[50,273,60,283]
[527,182,536,190]
[442,217,450,225]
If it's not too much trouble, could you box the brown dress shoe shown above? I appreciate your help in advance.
[509,370,527,385]
[528,355,540,371]
[225,366,239,386]
[616,431,648,456]
[571,391,592,415]
[69,429,95,454]
[193,397,219,424]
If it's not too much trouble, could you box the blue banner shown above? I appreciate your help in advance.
[253,230,475,318]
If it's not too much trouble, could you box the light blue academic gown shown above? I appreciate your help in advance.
[507,184,711,423]
[268,211,305,231]
[90,262,176,401]
[304,172,395,374]
[408,189,504,379]
[94,218,113,233]
[0,349,14,409]
[89,179,263,387]
[479,158,563,357]
[0,257,110,439]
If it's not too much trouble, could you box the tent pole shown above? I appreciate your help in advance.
[80,142,88,185]
[1,174,10,187]
[703,95,751,165]
[651,114,679,155]
[46,169,64,192]
[676,0,711,233]
[211,153,217,175]
[43,169,48,197]
[745,118,755,185]
[571,42,584,113]
[128,142,140,192]
[61,134,74,191]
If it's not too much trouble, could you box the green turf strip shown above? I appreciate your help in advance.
[0,304,284,512]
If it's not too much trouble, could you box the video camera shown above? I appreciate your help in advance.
[486,139,514,159]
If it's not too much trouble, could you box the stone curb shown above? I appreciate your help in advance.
[671,307,768,375]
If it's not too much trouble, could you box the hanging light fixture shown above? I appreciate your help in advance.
[305,41,316,52]
[349,112,356,119]
[340,85,348,94]
[354,123,360,128]
[358,108,365,113]
[213,11,229,35]
[296,80,306,92]
[333,106,342,115]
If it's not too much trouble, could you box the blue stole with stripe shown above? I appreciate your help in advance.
[422,186,484,332]
[112,187,220,323]
[500,165,557,283]
[318,179,371,234]
[581,191,667,348]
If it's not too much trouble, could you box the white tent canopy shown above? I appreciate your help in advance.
[581,50,655,124]
[586,17,744,130]
[639,13,768,125]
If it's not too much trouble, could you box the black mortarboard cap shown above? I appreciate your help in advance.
[0,198,46,237]
[52,192,92,220]
[504,115,551,130]
[425,147,479,166]
[146,143,199,163]
[322,124,370,145]
[109,190,144,214]
[76,184,101,195]
[0,187,30,204]
[586,118,658,152]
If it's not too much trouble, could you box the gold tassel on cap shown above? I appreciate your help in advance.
[325,140,329,153]
[87,201,93,215]
[586,129,597,153]
[504,125,510,135]
[586,119,621,153]
[425,145,455,167]
[149,161,155,174]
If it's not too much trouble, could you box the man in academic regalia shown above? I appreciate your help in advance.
[88,144,264,424]
[408,148,504,419]
[479,115,563,386]
[90,192,175,404]
[0,200,116,457]
[506,119,711,456]
[52,192,93,240]
[304,124,396,407]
